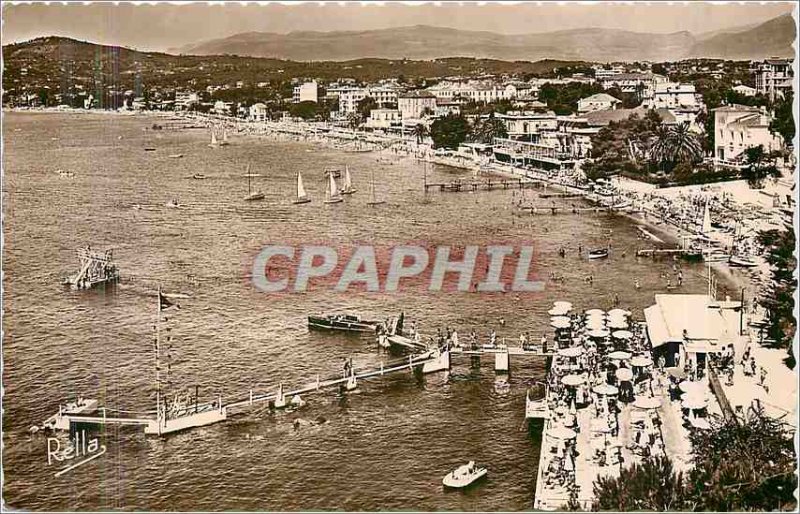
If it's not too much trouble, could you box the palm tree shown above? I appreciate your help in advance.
[669,122,703,164]
[649,122,703,172]
[412,123,429,144]
[473,114,508,144]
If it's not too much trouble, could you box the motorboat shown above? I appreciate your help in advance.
[165,199,182,209]
[442,461,488,489]
[588,248,609,259]
[169,154,184,159]
[192,173,207,180]
[729,255,759,268]
[307,313,378,333]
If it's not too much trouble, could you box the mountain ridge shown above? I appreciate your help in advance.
[169,15,795,62]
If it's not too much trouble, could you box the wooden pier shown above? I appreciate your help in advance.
[423,178,535,193]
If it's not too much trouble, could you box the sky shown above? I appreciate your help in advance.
[2,2,796,53]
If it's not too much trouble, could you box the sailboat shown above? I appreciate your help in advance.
[701,199,712,235]
[293,173,311,205]
[244,164,265,201]
[220,127,230,146]
[208,129,219,148]
[324,171,344,204]
[340,165,357,195]
[366,170,385,206]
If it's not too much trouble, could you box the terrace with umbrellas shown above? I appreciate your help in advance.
[533,300,724,510]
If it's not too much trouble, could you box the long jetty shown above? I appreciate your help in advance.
[42,344,553,436]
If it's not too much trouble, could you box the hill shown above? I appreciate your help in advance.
[687,14,796,60]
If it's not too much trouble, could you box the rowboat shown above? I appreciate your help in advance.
[588,248,609,259]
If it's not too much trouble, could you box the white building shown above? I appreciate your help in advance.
[645,294,745,373]
[292,81,319,104]
[248,103,268,122]
[648,82,699,110]
[753,58,793,102]
[732,85,757,97]
[577,93,621,113]
[174,91,199,111]
[594,65,626,80]
[338,88,368,115]
[397,91,437,119]
[496,111,558,140]
[365,109,401,129]
[713,104,783,162]
[213,100,233,115]
[598,73,667,101]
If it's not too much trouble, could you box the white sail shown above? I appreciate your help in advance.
[701,199,712,234]
[329,173,339,199]
[297,173,307,199]
[222,128,228,142]
[344,166,353,190]
[210,130,218,145]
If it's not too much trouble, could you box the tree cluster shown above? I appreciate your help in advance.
[593,408,797,511]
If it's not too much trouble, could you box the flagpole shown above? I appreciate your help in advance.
[156,285,162,435]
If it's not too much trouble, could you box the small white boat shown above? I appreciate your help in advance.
[169,153,184,159]
[588,248,609,259]
[293,173,311,205]
[340,165,357,195]
[192,173,207,180]
[165,199,182,209]
[325,171,344,204]
[208,129,219,148]
[442,461,488,489]
[290,394,306,408]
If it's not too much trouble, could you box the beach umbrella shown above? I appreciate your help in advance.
[561,374,586,387]
[548,307,569,316]
[681,394,708,410]
[612,330,633,340]
[666,367,687,380]
[553,301,573,312]
[558,346,585,358]
[631,355,653,367]
[608,350,632,361]
[607,318,628,330]
[550,316,571,329]
[679,381,706,395]
[593,383,619,396]
[548,426,577,440]
[616,367,634,382]
[633,396,661,410]
[607,308,631,317]
[585,309,605,317]
[588,328,610,339]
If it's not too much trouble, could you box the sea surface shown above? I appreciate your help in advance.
[2,112,720,511]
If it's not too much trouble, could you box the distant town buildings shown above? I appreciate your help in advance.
[577,93,621,113]
[752,58,793,102]
[598,73,667,101]
[713,104,783,163]
[366,108,401,129]
[292,81,319,103]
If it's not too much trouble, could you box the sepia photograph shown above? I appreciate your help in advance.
[1,1,798,511]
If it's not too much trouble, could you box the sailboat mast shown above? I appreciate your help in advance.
[247,164,251,196]
[155,285,162,435]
